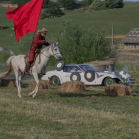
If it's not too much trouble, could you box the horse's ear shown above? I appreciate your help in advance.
[56,42,58,45]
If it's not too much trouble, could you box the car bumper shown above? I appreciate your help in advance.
[119,81,135,85]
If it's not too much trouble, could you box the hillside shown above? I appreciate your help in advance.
[0,2,139,49]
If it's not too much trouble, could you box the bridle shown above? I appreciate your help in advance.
[41,46,61,59]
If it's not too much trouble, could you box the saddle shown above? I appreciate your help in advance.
[24,50,41,67]
[24,56,36,67]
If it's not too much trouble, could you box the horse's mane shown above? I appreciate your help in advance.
[41,44,52,53]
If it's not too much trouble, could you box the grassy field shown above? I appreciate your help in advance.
[0,2,139,49]
[0,85,139,139]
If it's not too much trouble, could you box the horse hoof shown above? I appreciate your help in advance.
[18,95,22,98]
[32,94,36,99]
[28,93,32,97]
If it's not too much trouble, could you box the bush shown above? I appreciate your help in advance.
[0,51,11,64]
[41,2,64,19]
[81,0,94,7]
[57,19,111,64]
[58,0,77,10]
[103,0,124,9]
[88,0,103,11]
[42,0,51,8]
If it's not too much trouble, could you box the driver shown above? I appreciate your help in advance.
[70,67,77,72]
[22,28,50,77]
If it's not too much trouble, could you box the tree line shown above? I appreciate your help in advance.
[0,0,124,20]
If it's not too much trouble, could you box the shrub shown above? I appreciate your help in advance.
[0,51,11,64]
[41,2,64,19]
[58,0,77,10]
[103,0,124,9]
[57,19,111,64]
[88,0,103,11]
[81,0,94,7]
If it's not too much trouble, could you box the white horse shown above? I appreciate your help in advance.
[0,42,62,98]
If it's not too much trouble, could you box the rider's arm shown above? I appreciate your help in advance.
[33,34,45,44]
[43,40,50,46]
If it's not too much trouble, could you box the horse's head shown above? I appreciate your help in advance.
[49,42,62,60]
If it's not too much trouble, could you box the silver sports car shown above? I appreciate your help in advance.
[42,61,135,86]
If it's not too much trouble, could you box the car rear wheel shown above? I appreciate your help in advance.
[104,77,116,86]
[70,72,81,81]
[51,76,60,85]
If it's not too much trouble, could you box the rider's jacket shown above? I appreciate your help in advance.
[28,34,50,62]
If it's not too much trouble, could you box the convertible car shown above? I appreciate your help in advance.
[42,61,135,86]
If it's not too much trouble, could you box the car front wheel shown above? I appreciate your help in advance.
[51,76,60,85]
[104,77,116,86]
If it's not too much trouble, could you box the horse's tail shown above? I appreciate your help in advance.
[0,56,15,78]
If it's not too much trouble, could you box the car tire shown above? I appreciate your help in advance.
[70,72,81,81]
[104,77,116,86]
[51,76,60,85]
[55,61,65,71]
[84,70,95,82]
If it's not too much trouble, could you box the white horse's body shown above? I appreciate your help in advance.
[0,43,62,98]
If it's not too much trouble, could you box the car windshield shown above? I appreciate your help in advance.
[79,65,98,72]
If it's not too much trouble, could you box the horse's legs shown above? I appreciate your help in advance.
[14,68,22,98]
[28,74,42,98]
[18,72,22,93]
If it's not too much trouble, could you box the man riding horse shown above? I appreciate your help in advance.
[22,28,50,77]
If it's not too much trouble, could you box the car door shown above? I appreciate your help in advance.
[63,66,84,82]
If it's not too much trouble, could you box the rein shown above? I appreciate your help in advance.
[38,46,60,63]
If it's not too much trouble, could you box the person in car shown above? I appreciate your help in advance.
[70,67,77,72]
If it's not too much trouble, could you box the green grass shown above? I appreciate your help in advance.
[0,85,139,139]
[0,2,139,49]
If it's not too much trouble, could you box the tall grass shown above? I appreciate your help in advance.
[115,61,139,72]
[0,86,139,139]
[0,51,11,64]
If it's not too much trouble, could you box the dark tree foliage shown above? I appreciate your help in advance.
[103,0,124,9]
[11,0,51,7]
[81,0,94,7]
[58,0,77,10]
[41,2,64,19]
[11,0,29,6]
[42,0,51,8]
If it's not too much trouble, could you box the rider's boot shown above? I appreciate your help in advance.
[22,62,31,77]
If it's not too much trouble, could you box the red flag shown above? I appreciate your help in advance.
[5,0,43,42]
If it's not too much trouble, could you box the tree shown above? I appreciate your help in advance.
[41,2,64,19]
[57,19,111,64]
[81,0,94,7]
[88,0,103,11]
[11,0,30,6]
[103,0,124,9]
[42,0,51,8]
[58,0,77,10]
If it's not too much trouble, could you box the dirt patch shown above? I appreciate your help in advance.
[117,53,139,62]
[84,60,115,71]
[105,34,126,39]
[0,4,18,8]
